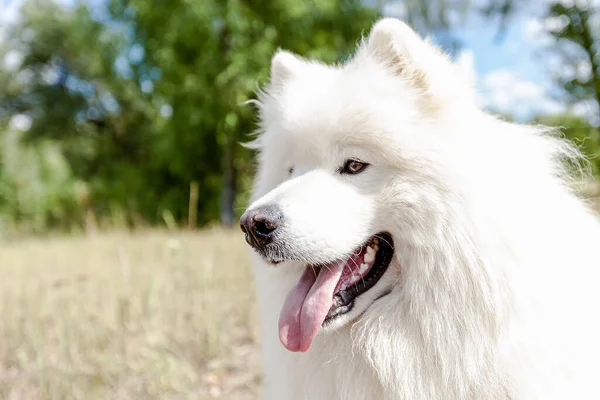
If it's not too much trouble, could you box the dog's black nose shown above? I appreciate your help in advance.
[240,205,283,249]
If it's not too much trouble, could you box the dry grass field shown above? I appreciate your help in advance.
[0,229,260,399]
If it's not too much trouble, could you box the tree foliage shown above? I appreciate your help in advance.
[0,0,377,232]
[526,2,600,171]
[543,2,600,127]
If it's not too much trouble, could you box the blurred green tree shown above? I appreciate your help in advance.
[106,0,378,226]
[541,3,600,137]
[0,122,81,233]
[1,0,157,229]
[0,0,377,230]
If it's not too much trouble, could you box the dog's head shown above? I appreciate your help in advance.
[240,19,579,353]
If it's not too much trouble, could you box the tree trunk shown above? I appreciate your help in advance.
[220,139,237,227]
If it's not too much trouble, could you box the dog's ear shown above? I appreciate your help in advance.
[270,50,305,88]
[366,18,468,106]
[367,18,431,74]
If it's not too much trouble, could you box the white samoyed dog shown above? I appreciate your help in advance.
[240,18,600,400]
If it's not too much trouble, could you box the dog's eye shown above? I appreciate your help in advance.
[288,166,294,175]
[341,159,368,175]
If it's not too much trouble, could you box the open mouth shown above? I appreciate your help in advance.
[325,232,394,322]
[278,232,394,352]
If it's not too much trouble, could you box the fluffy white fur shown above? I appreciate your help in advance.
[244,18,600,399]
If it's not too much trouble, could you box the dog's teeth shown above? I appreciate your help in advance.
[359,263,368,273]
[351,274,360,282]
[373,244,379,252]
[372,238,379,245]
[364,247,375,263]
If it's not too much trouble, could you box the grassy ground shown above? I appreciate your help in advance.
[0,229,260,399]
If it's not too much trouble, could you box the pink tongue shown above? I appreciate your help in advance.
[278,263,345,352]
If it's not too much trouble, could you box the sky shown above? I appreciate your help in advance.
[0,0,585,122]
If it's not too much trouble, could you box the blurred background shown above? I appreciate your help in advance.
[0,0,599,398]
